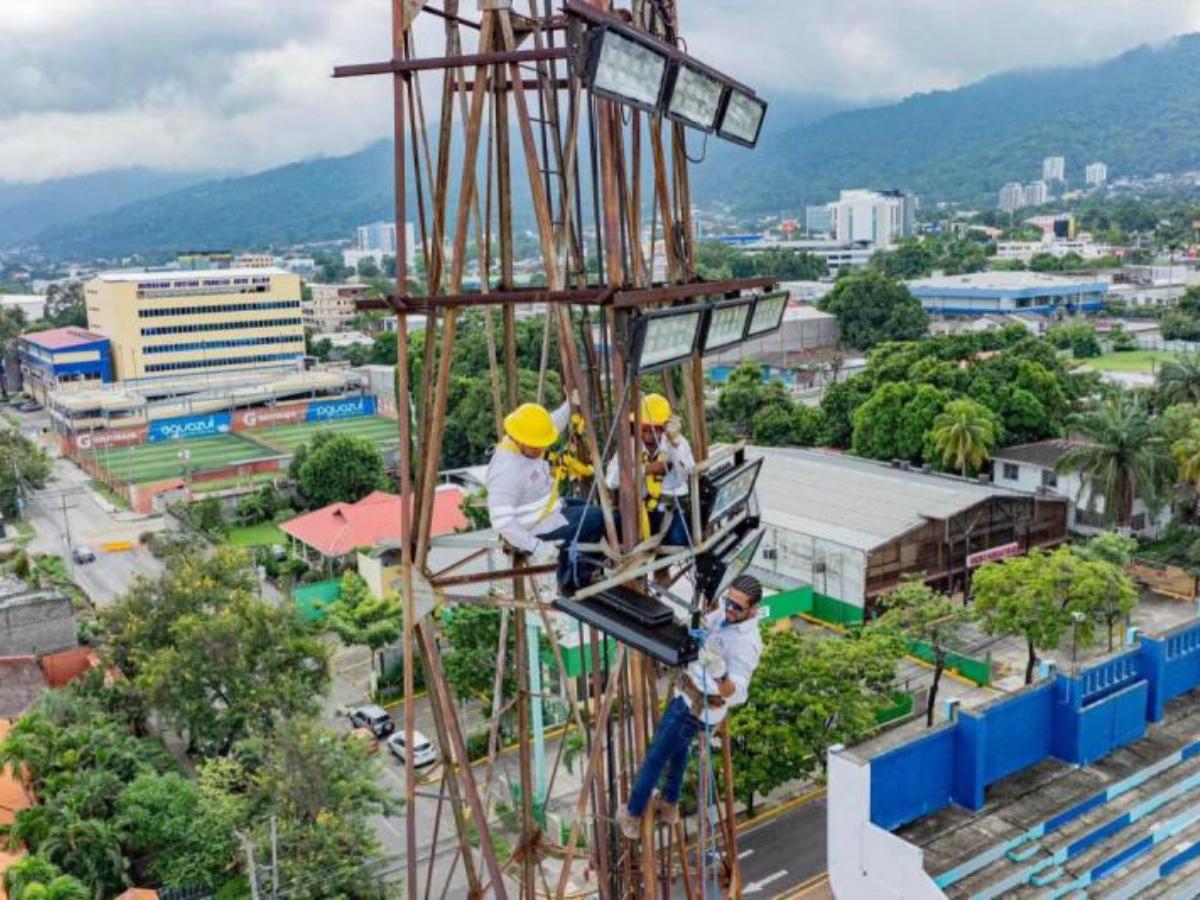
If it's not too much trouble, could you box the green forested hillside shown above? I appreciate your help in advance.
[697,33,1200,211]
[30,34,1200,258]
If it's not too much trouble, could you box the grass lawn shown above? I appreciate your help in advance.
[191,470,281,495]
[1082,350,1181,374]
[89,434,280,484]
[245,416,400,454]
[228,521,287,547]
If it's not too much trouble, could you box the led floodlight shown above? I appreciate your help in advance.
[585,26,670,113]
[746,291,788,338]
[700,456,764,528]
[665,62,726,132]
[717,87,767,148]
[695,523,764,605]
[630,306,704,372]
[699,298,753,354]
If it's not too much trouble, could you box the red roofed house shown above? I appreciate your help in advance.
[281,487,467,576]
[15,326,112,404]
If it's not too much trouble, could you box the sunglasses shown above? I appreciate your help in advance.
[725,598,749,615]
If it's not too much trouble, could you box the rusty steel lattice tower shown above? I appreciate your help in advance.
[337,1,776,896]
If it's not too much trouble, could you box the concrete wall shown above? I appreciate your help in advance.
[0,593,76,656]
[829,749,944,900]
[757,523,867,609]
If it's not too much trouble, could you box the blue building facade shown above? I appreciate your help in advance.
[908,273,1109,317]
[17,327,113,403]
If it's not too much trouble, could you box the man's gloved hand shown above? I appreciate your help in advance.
[569,387,581,407]
[664,415,684,446]
[698,644,726,681]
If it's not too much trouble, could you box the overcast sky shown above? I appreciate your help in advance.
[1,0,1198,183]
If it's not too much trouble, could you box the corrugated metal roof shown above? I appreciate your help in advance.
[754,447,1017,551]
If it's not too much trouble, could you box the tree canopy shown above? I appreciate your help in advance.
[296,432,388,510]
[817,271,928,350]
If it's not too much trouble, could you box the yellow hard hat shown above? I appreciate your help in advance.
[640,393,671,426]
[504,403,559,448]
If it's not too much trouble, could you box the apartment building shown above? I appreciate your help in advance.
[304,283,369,333]
[84,268,305,382]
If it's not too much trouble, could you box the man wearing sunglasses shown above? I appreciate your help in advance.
[617,574,765,838]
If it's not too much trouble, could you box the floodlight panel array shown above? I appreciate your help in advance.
[702,300,752,354]
[718,89,767,147]
[747,291,787,337]
[638,309,703,370]
[709,461,761,523]
[714,527,765,600]
[590,28,668,112]
[667,63,725,132]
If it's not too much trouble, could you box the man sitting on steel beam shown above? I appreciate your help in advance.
[616,574,765,838]
[486,393,606,595]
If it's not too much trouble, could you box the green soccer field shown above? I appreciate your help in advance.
[244,416,401,454]
[90,434,280,484]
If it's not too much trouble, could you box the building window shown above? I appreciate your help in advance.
[143,351,303,374]
[137,300,301,318]
[1002,462,1019,481]
[1131,513,1146,531]
[140,317,302,337]
[143,334,304,355]
[1076,506,1107,528]
[1041,469,1058,489]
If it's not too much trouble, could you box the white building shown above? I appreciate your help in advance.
[824,189,917,249]
[0,294,46,322]
[1042,155,1066,182]
[992,439,1169,538]
[1023,180,1049,207]
[995,238,1113,263]
[304,283,370,333]
[1085,162,1108,187]
[998,182,1025,212]
[342,220,416,271]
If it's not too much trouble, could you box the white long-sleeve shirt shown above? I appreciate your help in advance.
[485,403,571,554]
[604,432,695,497]
[678,607,763,726]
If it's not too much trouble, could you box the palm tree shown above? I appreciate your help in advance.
[1158,354,1200,407]
[930,398,998,478]
[1057,392,1176,528]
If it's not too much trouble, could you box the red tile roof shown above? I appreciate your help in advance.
[280,487,467,557]
[21,327,106,350]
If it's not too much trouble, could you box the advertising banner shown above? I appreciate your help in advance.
[148,412,232,442]
[967,541,1022,568]
[72,426,148,453]
[305,395,376,423]
[233,404,309,431]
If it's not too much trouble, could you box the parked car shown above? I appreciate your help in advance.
[16,402,41,413]
[348,704,395,738]
[387,729,438,767]
[71,545,96,564]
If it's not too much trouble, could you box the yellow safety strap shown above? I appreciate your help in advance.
[497,436,562,523]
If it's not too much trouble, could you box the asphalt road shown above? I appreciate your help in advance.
[735,794,827,896]
[22,456,162,605]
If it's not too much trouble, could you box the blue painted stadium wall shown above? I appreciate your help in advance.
[868,624,1200,831]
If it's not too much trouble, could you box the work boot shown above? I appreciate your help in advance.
[655,796,680,826]
[616,806,642,839]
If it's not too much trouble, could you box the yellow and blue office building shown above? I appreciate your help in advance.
[84,267,305,382]
[17,327,114,403]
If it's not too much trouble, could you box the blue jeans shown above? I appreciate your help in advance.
[652,496,692,548]
[539,498,607,591]
[627,696,701,816]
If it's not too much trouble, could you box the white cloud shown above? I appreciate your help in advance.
[0,0,1198,182]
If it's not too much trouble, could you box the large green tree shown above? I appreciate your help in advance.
[324,571,403,670]
[1158,354,1200,407]
[873,581,971,726]
[0,430,52,519]
[725,628,903,816]
[1056,392,1175,528]
[296,432,388,509]
[818,272,928,351]
[99,547,330,756]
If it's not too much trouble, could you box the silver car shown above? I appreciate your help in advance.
[387,729,438,767]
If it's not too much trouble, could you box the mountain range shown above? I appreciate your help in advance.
[11,33,1200,260]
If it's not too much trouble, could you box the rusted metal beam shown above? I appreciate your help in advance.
[422,2,480,29]
[453,77,569,92]
[402,286,613,309]
[334,47,570,78]
[611,276,777,307]
[430,561,556,588]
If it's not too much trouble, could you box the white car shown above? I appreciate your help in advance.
[387,729,438,767]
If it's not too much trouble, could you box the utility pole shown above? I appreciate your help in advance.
[239,832,261,900]
[270,815,280,898]
[59,492,72,549]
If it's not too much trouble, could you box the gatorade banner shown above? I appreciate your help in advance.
[232,404,308,431]
[71,426,147,452]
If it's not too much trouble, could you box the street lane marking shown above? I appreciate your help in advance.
[744,870,787,894]
[738,848,755,860]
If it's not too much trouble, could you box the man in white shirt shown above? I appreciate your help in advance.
[604,393,696,550]
[616,575,765,837]
[486,398,605,593]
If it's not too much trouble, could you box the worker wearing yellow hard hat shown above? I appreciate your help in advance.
[486,391,606,594]
[605,393,696,552]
